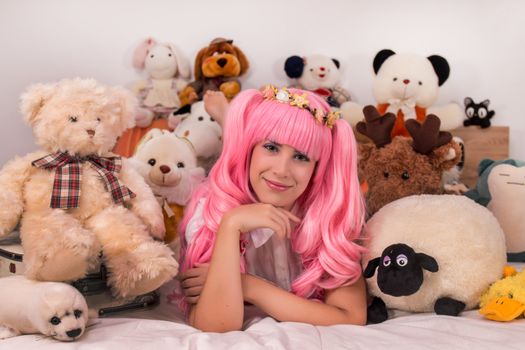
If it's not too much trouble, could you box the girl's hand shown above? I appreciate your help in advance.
[179,263,209,304]
[221,203,301,240]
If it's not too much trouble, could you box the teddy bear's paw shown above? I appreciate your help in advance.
[146,215,166,241]
[0,325,21,339]
[108,242,178,297]
[35,248,91,282]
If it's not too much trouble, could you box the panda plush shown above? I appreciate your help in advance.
[284,54,351,107]
[341,49,463,137]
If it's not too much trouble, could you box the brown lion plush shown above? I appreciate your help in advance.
[357,106,461,216]
[179,37,249,106]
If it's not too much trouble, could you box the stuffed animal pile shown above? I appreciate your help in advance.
[0,78,178,298]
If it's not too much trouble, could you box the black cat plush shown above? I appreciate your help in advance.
[463,97,494,128]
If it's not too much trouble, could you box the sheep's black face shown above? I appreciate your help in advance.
[376,244,425,297]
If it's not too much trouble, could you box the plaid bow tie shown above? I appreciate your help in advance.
[32,152,136,209]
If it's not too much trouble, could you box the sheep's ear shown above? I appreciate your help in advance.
[20,82,57,125]
[363,257,381,278]
[416,253,439,272]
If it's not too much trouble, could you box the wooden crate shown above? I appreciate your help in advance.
[451,126,509,188]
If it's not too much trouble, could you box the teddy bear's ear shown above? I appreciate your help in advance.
[284,55,305,78]
[168,44,191,80]
[373,49,396,74]
[20,82,57,126]
[427,55,450,86]
[133,37,157,70]
[233,45,249,76]
[193,47,208,80]
[135,128,165,153]
[108,86,137,132]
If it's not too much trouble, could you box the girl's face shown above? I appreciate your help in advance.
[249,140,316,210]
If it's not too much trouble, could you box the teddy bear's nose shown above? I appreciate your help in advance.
[86,129,96,137]
[320,67,325,71]
[403,79,410,84]
[217,58,227,67]
[159,165,171,174]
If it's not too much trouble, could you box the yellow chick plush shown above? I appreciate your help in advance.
[479,266,525,321]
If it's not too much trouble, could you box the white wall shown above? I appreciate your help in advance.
[1,0,523,165]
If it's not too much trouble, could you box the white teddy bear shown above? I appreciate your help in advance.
[341,49,463,137]
[169,100,223,173]
[284,54,351,108]
[0,78,178,298]
[130,129,205,252]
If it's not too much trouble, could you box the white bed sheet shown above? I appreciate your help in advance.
[1,265,524,350]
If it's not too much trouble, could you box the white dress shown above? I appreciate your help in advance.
[185,198,303,292]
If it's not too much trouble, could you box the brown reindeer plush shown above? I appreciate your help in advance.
[357,105,461,216]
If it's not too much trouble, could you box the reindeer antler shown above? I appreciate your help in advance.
[406,115,452,154]
[356,105,396,148]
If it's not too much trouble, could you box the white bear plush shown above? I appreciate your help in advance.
[130,129,205,252]
[284,54,351,107]
[341,49,463,137]
[0,276,89,341]
[169,101,222,173]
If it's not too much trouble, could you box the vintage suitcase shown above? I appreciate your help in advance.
[0,231,159,316]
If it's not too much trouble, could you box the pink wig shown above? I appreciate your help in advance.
[180,88,366,300]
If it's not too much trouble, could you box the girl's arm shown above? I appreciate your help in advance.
[189,203,299,332]
[242,274,367,326]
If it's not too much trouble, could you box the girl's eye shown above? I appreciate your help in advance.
[294,152,310,162]
[263,143,278,153]
[69,116,78,123]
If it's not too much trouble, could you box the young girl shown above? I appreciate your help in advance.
[179,86,367,332]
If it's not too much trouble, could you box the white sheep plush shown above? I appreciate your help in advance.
[0,276,89,341]
[362,194,506,323]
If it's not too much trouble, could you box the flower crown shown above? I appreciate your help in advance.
[261,85,340,129]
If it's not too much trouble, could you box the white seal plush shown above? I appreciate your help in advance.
[0,276,88,341]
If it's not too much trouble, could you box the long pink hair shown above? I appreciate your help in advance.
[180,88,365,300]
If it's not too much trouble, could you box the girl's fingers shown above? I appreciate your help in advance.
[183,286,203,297]
[281,209,301,223]
[181,276,204,289]
[185,296,199,304]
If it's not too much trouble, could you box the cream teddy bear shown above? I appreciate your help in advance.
[0,78,178,298]
[130,129,205,256]
[0,275,89,341]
